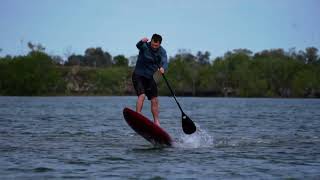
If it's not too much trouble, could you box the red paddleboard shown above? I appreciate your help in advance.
[123,107,172,146]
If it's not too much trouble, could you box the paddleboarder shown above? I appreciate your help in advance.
[132,34,168,126]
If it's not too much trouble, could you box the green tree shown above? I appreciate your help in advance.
[252,50,303,97]
[164,52,199,96]
[95,67,129,95]
[0,56,11,95]
[292,65,320,97]
[196,51,210,65]
[27,41,46,52]
[84,47,113,67]
[197,64,220,96]
[0,51,63,95]
[51,55,64,65]
[305,47,318,64]
[65,54,84,66]
[113,55,129,67]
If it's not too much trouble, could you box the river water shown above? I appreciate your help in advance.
[0,96,319,179]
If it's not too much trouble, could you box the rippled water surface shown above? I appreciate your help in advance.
[1,96,320,179]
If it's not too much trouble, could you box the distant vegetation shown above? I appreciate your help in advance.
[0,42,319,97]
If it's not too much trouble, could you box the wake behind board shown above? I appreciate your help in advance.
[123,107,172,146]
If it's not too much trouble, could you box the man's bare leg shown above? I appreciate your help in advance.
[151,97,160,126]
[136,94,145,113]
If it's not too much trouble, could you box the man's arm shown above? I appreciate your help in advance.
[159,49,168,74]
[136,37,148,51]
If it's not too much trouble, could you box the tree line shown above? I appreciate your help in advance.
[0,42,319,97]
[164,48,319,97]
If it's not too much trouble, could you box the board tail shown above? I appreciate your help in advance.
[123,107,172,146]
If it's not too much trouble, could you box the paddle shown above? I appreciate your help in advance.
[156,64,196,134]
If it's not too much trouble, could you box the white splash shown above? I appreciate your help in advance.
[174,124,214,148]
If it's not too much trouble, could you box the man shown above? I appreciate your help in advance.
[132,34,168,126]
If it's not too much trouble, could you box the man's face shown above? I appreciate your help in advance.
[151,39,160,50]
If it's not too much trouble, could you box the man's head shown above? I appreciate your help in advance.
[150,34,162,50]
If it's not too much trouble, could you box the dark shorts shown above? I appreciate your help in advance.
[132,73,158,100]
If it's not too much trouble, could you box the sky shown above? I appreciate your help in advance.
[1,0,319,59]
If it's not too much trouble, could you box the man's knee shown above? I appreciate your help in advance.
[151,97,158,104]
[138,94,146,99]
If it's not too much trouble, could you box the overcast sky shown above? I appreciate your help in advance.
[1,0,319,59]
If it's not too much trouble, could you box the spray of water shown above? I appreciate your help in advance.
[173,123,214,148]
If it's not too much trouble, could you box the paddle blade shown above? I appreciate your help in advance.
[182,114,196,134]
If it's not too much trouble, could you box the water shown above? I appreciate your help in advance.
[0,96,320,179]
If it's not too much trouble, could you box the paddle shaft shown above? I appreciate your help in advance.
[157,63,196,134]
[161,74,184,112]
[156,65,184,113]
